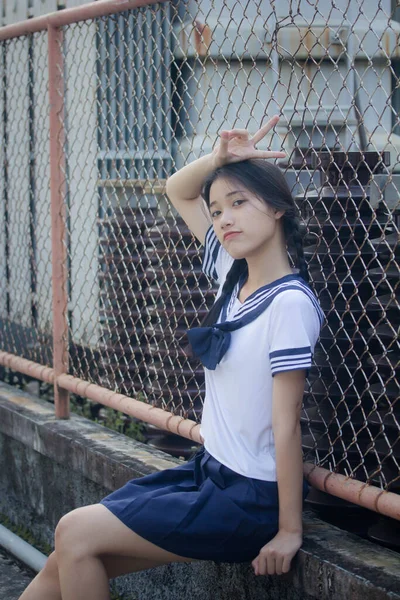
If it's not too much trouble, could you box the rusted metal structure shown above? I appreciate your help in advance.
[0,0,399,533]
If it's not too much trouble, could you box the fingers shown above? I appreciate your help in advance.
[251,114,281,146]
[267,555,277,576]
[251,557,259,576]
[217,129,245,157]
[217,125,286,162]
[235,150,285,160]
[216,129,250,164]
[274,556,285,576]
[252,551,292,576]
[219,130,229,155]
[224,129,250,139]
[257,553,276,576]
[282,556,292,574]
[256,150,287,159]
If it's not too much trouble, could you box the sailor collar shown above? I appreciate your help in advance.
[186,273,323,370]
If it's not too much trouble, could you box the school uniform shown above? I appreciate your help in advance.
[100,225,324,563]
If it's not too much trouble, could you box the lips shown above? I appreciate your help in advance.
[223,231,241,241]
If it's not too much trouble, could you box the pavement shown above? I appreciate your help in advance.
[0,547,35,599]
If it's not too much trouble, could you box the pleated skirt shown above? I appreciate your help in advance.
[100,446,309,563]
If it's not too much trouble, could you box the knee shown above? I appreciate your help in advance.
[55,508,88,560]
[41,551,59,581]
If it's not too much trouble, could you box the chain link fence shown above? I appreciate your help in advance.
[0,0,399,524]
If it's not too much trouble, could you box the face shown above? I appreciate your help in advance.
[208,177,284,260]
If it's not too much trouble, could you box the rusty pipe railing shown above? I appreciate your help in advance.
[48,22,69,419]
[1,347,400,522]
[0,0,169,40]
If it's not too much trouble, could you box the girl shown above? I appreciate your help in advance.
[19,115,323,600]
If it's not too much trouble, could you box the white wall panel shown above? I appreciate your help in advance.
[6,39,31,326]
[33,32,52,334]
[0,43,6,318]
[65,21,99,345]
[31,0,59,17]
[5,0,29,25]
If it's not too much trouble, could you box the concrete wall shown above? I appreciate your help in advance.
[0,380,400,600]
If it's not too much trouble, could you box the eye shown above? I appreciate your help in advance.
[233,199,246,207]
[211,209,221,219]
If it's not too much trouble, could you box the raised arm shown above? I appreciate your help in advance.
[165,115,286,245]
[165,153,217,245]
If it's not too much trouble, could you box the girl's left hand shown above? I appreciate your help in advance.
[251,530,302,576]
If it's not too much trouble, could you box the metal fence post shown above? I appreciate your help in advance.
[48,23,69,419]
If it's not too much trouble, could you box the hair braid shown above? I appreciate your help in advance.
[201,258,248,327]
[283,215,309,283]
[183,258,247,360]
[287,216,310,283]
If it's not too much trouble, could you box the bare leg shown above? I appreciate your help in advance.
[19,553,61,600]
[20,504,195,600]
[58,553,110,600]
[19,551,175,600]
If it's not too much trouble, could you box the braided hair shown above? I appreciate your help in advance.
[200,259,248,328]
[200,159,309,327]
[282,213,309,283]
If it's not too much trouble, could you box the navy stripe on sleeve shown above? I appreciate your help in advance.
[269,346,312,376]
[202,225,220,281]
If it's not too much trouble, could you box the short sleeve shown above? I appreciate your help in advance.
[202,225,234,285]
[268,290,321,376]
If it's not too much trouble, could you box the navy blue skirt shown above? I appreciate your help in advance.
[100,446,309,563]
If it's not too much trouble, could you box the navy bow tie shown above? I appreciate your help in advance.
[186,275,317,371]
[186,286,273,370]
[186,275,245,370]
[186,326,231,370]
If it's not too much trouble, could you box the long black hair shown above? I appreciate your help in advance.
[200,159,308,328]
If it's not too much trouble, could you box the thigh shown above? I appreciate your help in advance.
[55,504,195,564]
[44,549,193,583]
[100,554,178,579]
[45,549,184,581]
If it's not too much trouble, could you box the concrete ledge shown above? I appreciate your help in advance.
[0,381,400,600]
[0,547,34,600]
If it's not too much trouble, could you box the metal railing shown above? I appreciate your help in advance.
[0,0,399,523]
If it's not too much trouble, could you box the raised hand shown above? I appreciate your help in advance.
[212,115,286,168]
